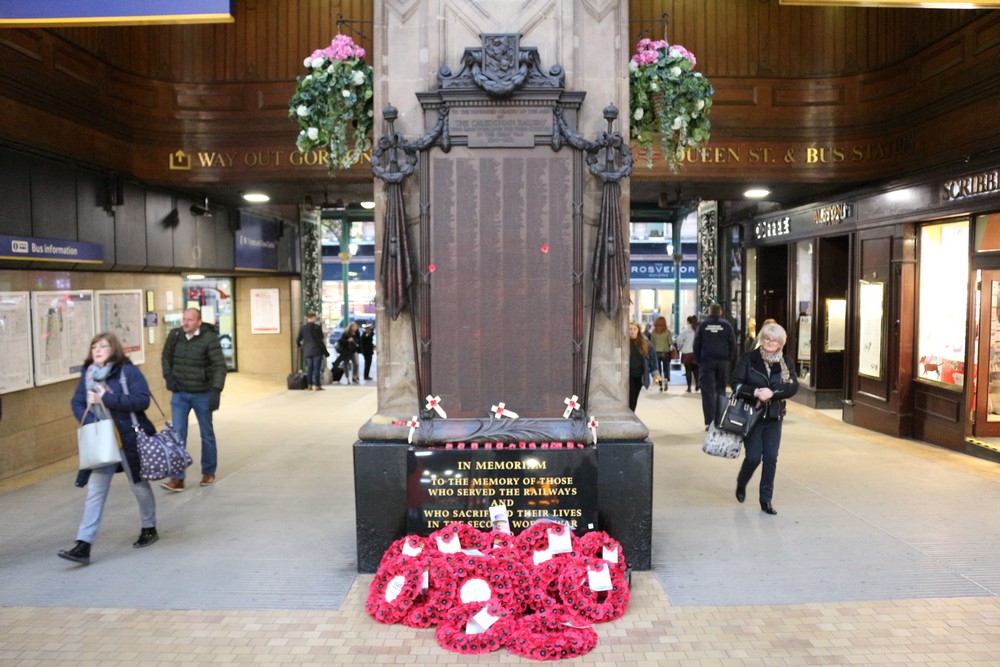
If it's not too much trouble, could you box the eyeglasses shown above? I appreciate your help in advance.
[91,342,111,350]
[761,336,782,345]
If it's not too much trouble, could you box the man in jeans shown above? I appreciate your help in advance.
[161,308,227,491]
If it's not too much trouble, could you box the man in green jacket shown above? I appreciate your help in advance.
[160,308,227,491]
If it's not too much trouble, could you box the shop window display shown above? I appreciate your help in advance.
[916,220,968,388]
[795,241,813,386]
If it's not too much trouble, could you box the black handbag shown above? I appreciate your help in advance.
[715,385,763,437]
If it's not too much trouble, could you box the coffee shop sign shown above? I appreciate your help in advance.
[754,216,791,240]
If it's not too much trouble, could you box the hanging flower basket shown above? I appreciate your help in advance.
[629,38,714,171]
[288,34,374,172]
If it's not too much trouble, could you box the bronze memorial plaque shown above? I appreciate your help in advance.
[449,107,552,148]
[429,150,574,418]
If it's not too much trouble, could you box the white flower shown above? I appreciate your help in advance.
[695,99,705,111]
[296,105,310,118]
[649,81,659,92]
[634,108,644,121]
[304,75,312,84]
[351,70,366,86]
[303,57,312,68]
[342,89,352,99]
[670,66,682,78]
[310,57,326,69]
[672,116,683,131]
[629,60,638,72]
[307,127,319,141]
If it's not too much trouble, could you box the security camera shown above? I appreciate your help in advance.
[190,201,213,217]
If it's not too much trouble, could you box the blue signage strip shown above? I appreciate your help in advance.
[234,216,281,271]
[0,1,234,26]
[0,234,103,263]
[630,259,698,281]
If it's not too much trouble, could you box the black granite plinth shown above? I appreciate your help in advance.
[353,440,653,573]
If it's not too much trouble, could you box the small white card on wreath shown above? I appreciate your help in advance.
[602,545,619,564]
[588,565,613,592]
[435,535,462,554]
[547,528,573,554]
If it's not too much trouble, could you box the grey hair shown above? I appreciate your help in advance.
[758,322,787,346]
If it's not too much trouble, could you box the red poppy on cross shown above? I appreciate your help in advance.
[425,394,447,418]
[588,416,599,444]
[406,416,419,443]
[490,402,519,419]
[563,395,581,419]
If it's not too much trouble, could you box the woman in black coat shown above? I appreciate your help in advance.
[729,321,799,515]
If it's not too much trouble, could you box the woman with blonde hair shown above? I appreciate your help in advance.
[628,320,661,411]
[649,316,673,391]
[730,321,798,515]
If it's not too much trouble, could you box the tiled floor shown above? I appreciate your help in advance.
[2,373,999,666]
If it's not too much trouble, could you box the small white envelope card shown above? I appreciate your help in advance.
[588,565,613,592]
[547,527,573,554]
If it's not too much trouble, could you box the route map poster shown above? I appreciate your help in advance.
[31,291,96,386]
[95,289,144,365]
[0,291,33,393]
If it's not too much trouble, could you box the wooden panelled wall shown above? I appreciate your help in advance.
[52,1,979,82]
[0,1,996,191]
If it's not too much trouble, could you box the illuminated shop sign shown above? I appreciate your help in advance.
[941,170,1000,202]
[754,217,791,240]
[0,234,103,263]
[814,203,853,226]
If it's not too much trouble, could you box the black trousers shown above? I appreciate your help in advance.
[698,359,730,426]
[737,419,782,504]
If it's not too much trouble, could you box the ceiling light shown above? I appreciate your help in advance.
[744,188,770,199]
[360,201,375,209]
[243,192,270,203]
[186,274,206,280]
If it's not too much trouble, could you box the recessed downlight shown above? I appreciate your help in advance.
[360,201,375,209]
[186,274,206,280]
[744,188,770,199]
[243,192,270,203]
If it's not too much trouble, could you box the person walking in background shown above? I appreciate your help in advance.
[59,332,159,564]
[296,312,329,391]
[693,303,739,430]
[649,316,673,392]
[161,308,227,491]
[731,321,799,515]
[359,323,376,381]
[676,314,700,392]
[336,322,361,384]
[628,320,661,411]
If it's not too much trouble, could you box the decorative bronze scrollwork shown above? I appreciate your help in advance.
[438,33,564,99]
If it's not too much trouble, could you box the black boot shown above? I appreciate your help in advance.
[58,540,91,564]
[133,527,159,548]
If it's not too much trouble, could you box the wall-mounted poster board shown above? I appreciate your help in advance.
[31,290,96,386]
[95,289,144,365]
[250,288,280,334]
[797,315,812,361]
[825,299,847,352]
[858,281,884,379]
[0,291,33,394]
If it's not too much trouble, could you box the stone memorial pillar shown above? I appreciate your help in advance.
[354,0,653,573]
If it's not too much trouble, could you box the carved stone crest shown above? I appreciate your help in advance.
[438,33,564,98]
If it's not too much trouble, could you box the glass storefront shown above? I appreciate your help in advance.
[916,219,969,387]
[795,241,814,386]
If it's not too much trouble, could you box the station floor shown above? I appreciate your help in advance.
[2,370,1000,666]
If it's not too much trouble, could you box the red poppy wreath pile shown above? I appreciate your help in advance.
[365,521,630,660]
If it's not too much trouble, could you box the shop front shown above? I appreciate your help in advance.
[744,164,1000,458]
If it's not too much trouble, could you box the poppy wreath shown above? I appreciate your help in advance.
[435,599,515,655]
[365,554,426,624]
[526,558,568,613]
[513,521,579,564]
[378,534,430,570]
[506,610,599,661]
[577,532,628,574]
[402,555,458,629]
[429,522,482,552]
[448,553,519,611]
[472,528,517,553]
[557,556,630,623]
[488,551,534,614]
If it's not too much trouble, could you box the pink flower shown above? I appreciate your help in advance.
[669,44,697,67]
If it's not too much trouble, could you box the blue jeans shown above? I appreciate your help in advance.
[737,419,782,504]
[305,355,324,387]
[170,391,217,478]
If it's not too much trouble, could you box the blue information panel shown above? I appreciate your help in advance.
[0,1,234,26]
[0,234,102,263]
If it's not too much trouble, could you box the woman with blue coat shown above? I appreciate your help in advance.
[59,332,159,565]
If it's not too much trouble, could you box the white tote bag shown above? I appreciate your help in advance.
[77,406,121,470]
